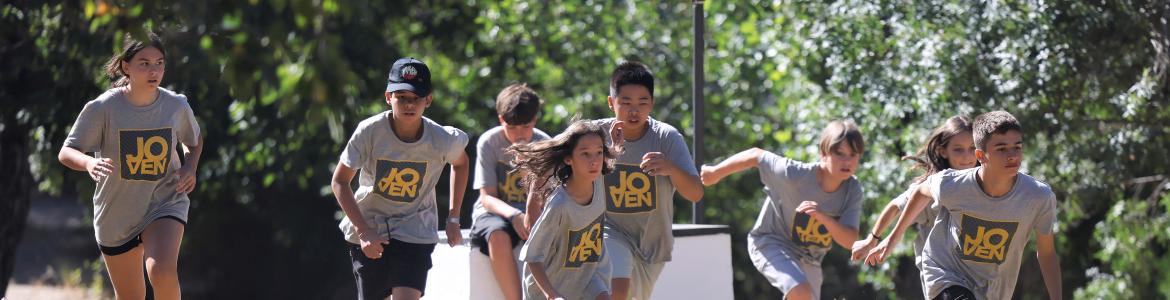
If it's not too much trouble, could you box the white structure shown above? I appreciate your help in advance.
[424,224,733,300]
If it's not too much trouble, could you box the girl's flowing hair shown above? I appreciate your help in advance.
[508,118,620,202]
[904,115,974,183]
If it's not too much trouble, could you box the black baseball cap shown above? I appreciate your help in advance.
[386,57,432,97]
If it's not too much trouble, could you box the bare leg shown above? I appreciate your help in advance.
[141,218,184,300]
[103,245,147,300]
[390,287,422,300]
[487,231,522,300]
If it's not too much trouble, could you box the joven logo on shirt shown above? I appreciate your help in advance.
[496,162,526,203]
[565,215,604,268]
[120,128,172,181]
[605,164,656,213]
[791,212,833,248]
[957,214,1018,264]
[374,160,428,203]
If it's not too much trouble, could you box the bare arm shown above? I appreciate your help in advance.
[866,183,933,265]
[699,147,766,186]
[799,202,859,247]
[180,141,204,169]
[480,187,523,221]
[1036,233,1062,300]
[58,146,96,171]
[58,146,114,181]
[331,163,387,259]
[642,152,704,202]
[526,262,562,299]
[175,141,203,193]
[821,214,859,248]
[480,186,530,240]
[870,202,902,238]
[446,152,471,246]
[851,201,902,261]
[671,172,704,202]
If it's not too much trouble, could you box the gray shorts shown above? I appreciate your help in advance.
[522,270,610,300]
[748,236,821,299]
[606,236,665,300]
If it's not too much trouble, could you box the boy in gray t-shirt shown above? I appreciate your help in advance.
[594,62,704,300]
[701,120,865,300]
[867,111,1062,300]
[470,83,551,300]
[330,58,470,300]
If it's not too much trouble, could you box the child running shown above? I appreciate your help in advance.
[700,120,865,300]
[850,115,975,298]
[58,31,202,300]
[330,57,470,300]
[594,61,703,300]
[865,111,1062,300]
[514,120,620,300]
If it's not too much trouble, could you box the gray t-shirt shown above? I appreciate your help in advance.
[890,182,936,257]
[337,112,469,245]
[747,151,864,266]
[63,88,202,247]
[919,167,1058,300]
[471,126,550,220]
[593,118,698,263]
[520,180,610,300]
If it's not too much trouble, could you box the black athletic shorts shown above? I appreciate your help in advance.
[933,285,976,300]
[469,212,522,256]
[348,239,436,300]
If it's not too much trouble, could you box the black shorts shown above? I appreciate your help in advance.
[933,285,976,300]
[349,239,436,300]
[98,216,187,256]
[469,213,522,256]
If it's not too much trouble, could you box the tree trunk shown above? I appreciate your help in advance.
[1144,0,1170,97]
[0,112,33,295]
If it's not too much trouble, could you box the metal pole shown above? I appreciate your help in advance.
[692,0,705,224]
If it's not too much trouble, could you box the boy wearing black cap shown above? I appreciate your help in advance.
[330,57,471,300]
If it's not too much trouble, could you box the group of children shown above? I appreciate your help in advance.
[60,32,1062,300]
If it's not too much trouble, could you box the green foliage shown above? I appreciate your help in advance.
[2,0,1167,298]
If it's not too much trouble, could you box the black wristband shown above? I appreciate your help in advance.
[871,232,882,241]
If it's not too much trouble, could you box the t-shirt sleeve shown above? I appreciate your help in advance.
[928,172,947,208]
[177,97,202,147]
[473,134,496,190]
[838,182,864,230]
[891,183,919,211]
[1033,190,1058,234]
[520,199,563,263]
[663,130,698,176]
[533,128,551,141]
[756,150,790,186]
[339,125,369,169]
[63,100,106,152]
[444,127,470,164]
